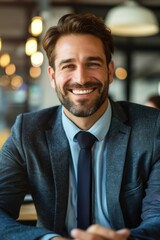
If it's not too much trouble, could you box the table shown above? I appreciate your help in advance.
[18,203,37,221]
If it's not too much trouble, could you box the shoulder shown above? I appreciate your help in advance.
[111,100,160,126]
[113,100,159,115]
[23,105,61,120]
[12,105,62,132]
[120,100,159,116]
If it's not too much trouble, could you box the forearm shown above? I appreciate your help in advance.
[0,209,54,240]
[130,217,160,240]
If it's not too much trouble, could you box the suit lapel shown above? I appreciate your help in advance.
[46,108,70,234]
[106,102,131,229]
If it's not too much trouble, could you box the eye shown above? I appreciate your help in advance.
[62,64,75,70]
[87,62,101,68]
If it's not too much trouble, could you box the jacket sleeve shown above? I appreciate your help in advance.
[0,115,55,240]
[130,111,160,240]
[0,209,54,240]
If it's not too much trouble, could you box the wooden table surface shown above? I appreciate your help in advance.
[18,203,37,221]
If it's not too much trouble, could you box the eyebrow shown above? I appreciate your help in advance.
[58,56,104,68]
[58,58,75,68]
[86,56,104,63]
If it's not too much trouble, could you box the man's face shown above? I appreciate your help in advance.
[48,34,114,117]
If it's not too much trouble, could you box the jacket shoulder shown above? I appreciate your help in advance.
[110,100,160,133]
[11,105,62,139]
[113,100,160,120]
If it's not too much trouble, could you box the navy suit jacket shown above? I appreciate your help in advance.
[0,100,160,240]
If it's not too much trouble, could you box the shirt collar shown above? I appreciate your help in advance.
[62,100,112,142]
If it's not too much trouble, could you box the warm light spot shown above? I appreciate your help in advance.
[11,75,23,89]
[30,16,43,36]
[0,53,10,67]
[5,63,16,76]
[0,75,10,87]
[115,67,127,80]
[25,38,37,56]
[31,51,44,67]
[29,66,41,78]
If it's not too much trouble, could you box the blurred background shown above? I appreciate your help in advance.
[0,0,160,148]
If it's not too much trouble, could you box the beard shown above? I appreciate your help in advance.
[54,78,109,117]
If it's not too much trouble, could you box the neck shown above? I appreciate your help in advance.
[63,99,109,130]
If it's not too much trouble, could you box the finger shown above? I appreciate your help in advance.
[71,228,96,240]
[71,228,86,239]
[87,224,130,240]
[87,225,116,239]
[116,229,130,238]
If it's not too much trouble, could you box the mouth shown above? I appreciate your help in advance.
[71,88,95,95]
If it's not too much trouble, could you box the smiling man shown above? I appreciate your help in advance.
[0,13,160,240]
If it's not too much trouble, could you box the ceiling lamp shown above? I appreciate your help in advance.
[105,0,159,37]
[30,16,43,36]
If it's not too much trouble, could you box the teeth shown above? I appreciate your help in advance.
[72,89,93,95]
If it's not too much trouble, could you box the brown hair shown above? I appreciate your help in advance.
[42,13,114,68]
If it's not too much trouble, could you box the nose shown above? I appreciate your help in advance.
[73,66,88,85]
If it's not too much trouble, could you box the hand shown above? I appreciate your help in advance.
[71,224,130,240]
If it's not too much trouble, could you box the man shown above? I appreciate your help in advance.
[0,13,160,240]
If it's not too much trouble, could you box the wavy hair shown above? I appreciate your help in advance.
[42,13,114,68]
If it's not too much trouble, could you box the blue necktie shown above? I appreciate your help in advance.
[76,131,97,229]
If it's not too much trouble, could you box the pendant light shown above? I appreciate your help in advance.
[105,0,159,37]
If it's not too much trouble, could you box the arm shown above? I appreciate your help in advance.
[0,209,54,240]
[129,112,160,239]
[0,115,56,240]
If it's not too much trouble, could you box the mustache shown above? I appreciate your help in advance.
[66,82,102,89]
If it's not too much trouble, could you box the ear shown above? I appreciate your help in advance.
[48,66,55,89]
[108,60,114,84]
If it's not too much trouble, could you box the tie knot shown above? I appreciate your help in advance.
[76,131,97,149]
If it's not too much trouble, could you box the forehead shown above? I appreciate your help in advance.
[54,34,105,60]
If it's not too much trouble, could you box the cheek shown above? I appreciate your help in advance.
[93,70,108,83]
[55,71,72,85]
[54,73,69,91]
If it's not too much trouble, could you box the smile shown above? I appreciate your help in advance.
[72,89,94,95]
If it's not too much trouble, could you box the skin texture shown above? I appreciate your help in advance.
[48,34,130,240]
